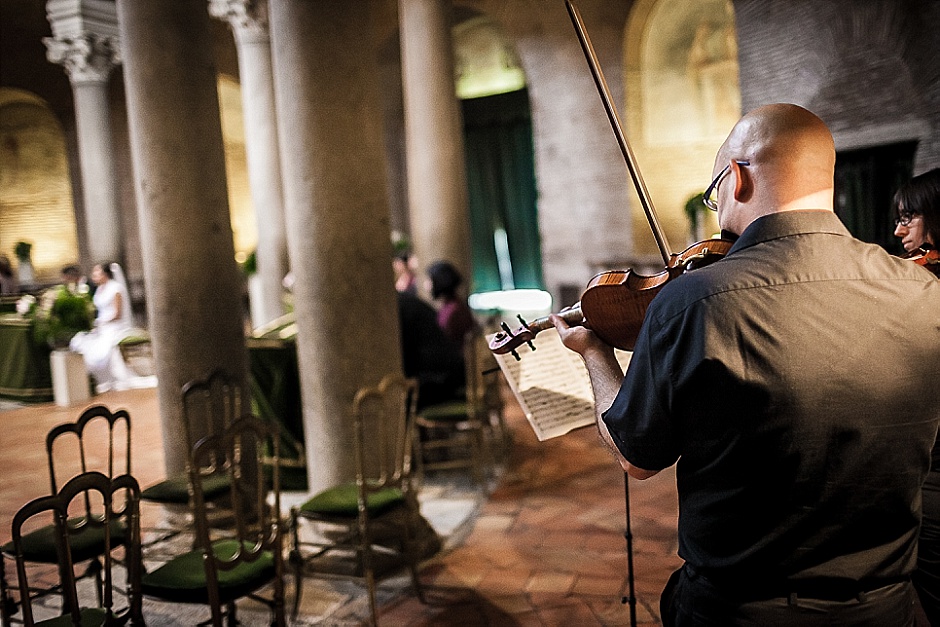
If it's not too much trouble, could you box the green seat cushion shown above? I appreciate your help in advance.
[299,483,404,518]
[2,518,127,564]
[141,539,275,604]
[419,401,469,421]
[36,607,107,626]
[141,472,230,504]
[117,334,150,347]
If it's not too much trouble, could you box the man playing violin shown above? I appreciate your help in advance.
[553,103,940,625]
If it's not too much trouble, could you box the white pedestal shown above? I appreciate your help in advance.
[51,349,91,407]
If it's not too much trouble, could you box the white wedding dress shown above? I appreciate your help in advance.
[69,265,153,392]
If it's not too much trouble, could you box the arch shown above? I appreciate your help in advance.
[0,88,78,282]
[453,15,526,100]
[453,13,542,294]
[624,0,741,245]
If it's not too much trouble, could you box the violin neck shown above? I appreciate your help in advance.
[526,304,585,335]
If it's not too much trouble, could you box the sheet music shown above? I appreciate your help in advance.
[490,328,632,441]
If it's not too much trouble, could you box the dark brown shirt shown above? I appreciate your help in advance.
[604,210,940,589]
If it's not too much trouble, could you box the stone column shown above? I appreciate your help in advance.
[208,0,288,327]
[399,0,472,285]
[44,0,123,265]
[269,0,403,493]
[116,0,249,474]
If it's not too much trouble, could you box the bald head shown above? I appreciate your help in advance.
[715,104,836,234]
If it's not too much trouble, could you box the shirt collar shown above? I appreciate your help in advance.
[728,210,850,255]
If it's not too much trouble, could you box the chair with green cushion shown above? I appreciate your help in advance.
[10,471,144,626]
[139,370,242,540]
[141,415,286,626]
[117,332,154,377]
[414,330,502,489]
[289,374,427,626]
[0,405,132,625]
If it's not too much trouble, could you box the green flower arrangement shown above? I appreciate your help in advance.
[29,285,95,348]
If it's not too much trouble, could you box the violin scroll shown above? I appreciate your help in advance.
[489,306,586,359]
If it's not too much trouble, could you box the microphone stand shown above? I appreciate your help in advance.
[622,471,638,627]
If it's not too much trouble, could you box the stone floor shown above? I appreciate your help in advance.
[0,383,681,626]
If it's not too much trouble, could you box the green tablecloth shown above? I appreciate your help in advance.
[247,331,307,491]
[0,314,53,402]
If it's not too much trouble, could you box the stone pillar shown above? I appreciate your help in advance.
[208,0,288,328]
[269,0,403,493]
[399,0,472,285]
[44,0,123,265]
[116,0,248,474]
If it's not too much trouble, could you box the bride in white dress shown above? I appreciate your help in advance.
[69,262,136,392]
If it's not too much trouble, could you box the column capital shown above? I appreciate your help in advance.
[44,33,120,85]
[208,0,270,46]
[45,0,120,85]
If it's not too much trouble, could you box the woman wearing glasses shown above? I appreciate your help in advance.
[893,168,939,274]
[893,168,940,627]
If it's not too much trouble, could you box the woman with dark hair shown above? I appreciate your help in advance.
[425,260,476,347]
[893,168,939,263]
[893,168,940,625]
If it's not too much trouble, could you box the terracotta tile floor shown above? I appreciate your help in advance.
[0,384,681,626]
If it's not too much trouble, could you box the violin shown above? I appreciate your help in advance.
[901,246,940,277]
[490,239,731,357]
[489,0,733,359]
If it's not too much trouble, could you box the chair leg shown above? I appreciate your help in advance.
[226,601,237,627]
[0,555,18,624]
[290,549,304,621]
[289,510,304,620]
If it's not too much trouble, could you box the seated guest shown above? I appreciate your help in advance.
[425,260,476,348]
[0,254,18,294]
[397,290,465,410]
[60,264,90,293]
[393,251,418,294]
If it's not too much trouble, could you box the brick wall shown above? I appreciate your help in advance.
[734,0,939,171]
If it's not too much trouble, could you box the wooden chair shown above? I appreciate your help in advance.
[140,415,286,626]
[139,370,241,539]
[9,471,144,626]
[289,374,426,626]
[0,405,132,625]
[414,330,503,488]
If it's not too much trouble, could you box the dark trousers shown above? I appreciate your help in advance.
[661,564,916,626]
[915,469,940,626]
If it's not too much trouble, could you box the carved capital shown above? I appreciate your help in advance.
[208,0,270,46]
[44,34,120,85]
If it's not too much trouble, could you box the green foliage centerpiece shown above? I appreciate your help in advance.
[20,284,95,349]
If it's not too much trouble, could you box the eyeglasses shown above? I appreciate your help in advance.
[894,212,920,227]
[703,160,750,211]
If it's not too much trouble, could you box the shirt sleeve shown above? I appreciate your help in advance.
[602,307,682,471]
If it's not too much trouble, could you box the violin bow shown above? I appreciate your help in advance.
[565,0,672,266]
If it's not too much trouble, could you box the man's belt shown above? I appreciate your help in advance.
[686,564,908,602]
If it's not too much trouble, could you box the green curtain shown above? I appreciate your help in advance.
[834,141,916,255]
[462,89,543,293]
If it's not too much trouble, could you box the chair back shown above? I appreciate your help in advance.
[11,471,143,626]
[188,415,284,618]
[352,375,420,506]
[46,405,132,494]
[467,330,505,425]
[181,369,243,452]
